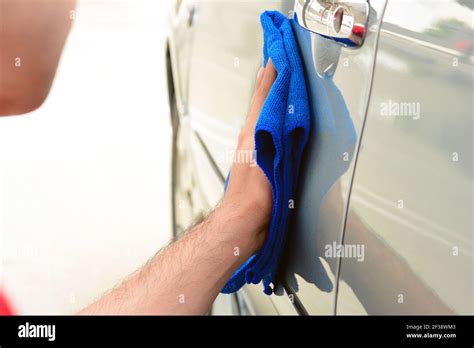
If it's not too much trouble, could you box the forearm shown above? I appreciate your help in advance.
[80,62,275,316]
[79,201,264,315]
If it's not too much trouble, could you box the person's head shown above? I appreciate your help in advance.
[0,0,76,116]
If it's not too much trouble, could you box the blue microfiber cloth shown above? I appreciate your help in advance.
[222,11,310,295]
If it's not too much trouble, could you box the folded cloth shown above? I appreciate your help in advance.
[222,11,310,295]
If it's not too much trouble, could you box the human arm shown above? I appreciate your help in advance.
[79,61,276,315]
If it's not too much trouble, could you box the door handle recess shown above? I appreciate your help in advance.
[293,0,369,48]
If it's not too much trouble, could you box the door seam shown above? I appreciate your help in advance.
[332,0,389,316]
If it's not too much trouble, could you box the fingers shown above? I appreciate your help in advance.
[246,59,277,128]
[255,66,265,90]
[259,59,277,98]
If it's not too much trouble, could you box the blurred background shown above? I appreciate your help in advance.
[0,0,173,314]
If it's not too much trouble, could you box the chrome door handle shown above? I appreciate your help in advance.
[293,0,369,48]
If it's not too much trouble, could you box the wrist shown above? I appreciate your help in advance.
[216,199,267,258]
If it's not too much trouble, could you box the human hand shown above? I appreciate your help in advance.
[221,60,277,253]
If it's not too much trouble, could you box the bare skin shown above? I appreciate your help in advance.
[79,64,275,315]
[0,0,75,116]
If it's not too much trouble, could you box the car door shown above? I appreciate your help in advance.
[279,0,387,314]
[336,0,474,314]
[184,0,387,314]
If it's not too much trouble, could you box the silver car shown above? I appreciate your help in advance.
[166,0,473,315]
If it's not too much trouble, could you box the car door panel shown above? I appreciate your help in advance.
[281,0,387,314]
[336,0,474,315]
